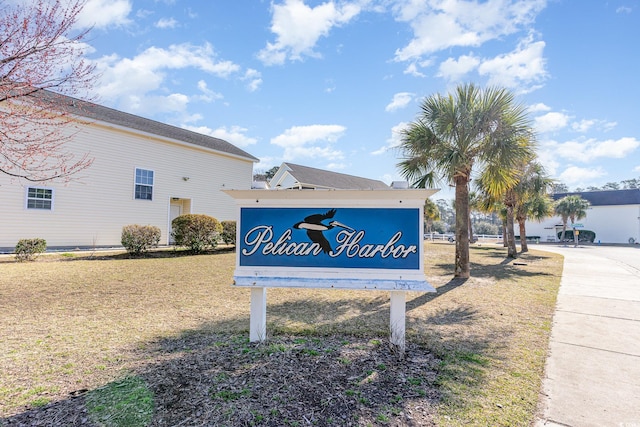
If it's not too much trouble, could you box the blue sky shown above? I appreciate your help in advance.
[74,0,640,195]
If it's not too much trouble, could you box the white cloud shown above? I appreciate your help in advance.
[242,69,263,92]
[555,137,640,163]
[437,54,480,82]
[254,156,280,172]
[571,118,617,133]
[601,121,618,132]
[393,0,547,61]
[404,63,424,77]
[558,166,607,186]
[271,124,346,161]
[528,102,551,113]
[538,136,640,184]
[404,60,433,77]
[136,9,153,19]
[571,119,596,133]
[107,92,191,117]
[195,80,224,103]
[534,111,571,133]
[371,122,408,155]
[634,165,640,173]
[93,43,240,114]
[76,0,132,29]
[536,154,560,178]
[182,125,258,147]
[477,35,547,90]
[155,17,178,29]
[385,92,414,112]
[258,0,362,65]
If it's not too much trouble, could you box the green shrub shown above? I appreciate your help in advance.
[171,214,222,253]
[15,238,47,261]
[121,225,161,255]
[221,220,236,246]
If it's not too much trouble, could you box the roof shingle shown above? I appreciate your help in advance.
[553,189,640,206]
[273,163,389,190]
[31,90,259,162]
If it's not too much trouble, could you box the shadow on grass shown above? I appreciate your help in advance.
[1,290,498,426]
[407,278,467,311]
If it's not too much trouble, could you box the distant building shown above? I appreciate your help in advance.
[1,93,258,251]
[268,162,390,190]
[524,189,640,244]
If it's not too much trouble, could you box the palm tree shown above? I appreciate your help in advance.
[397,83,534,278]
[468,191,482,242]
[476,178,520,257]
[513,161,554,252]
[554,195,590,245]
[423,198,440,233]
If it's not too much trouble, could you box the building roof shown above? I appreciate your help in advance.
[270,162,390,190]
[31,90,259,162]
[553,189,640,206]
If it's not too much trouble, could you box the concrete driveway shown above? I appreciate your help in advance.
[535,245,640,427]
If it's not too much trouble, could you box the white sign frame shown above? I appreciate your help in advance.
[223,188,438,351]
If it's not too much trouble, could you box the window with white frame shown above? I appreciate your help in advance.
[26,187,54,210]
[135,168,154,200]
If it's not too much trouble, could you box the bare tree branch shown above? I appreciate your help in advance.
[0,0,96,182]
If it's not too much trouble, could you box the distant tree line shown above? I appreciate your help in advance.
[253,166,279,182]
[553,178,640,193]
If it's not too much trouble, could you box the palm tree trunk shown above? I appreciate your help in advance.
[505,205,517,258]
[505,190,517,258]
[502,220,507,247]
[560,222,567,243]
[519,220,528,253]
[454,177,470,278]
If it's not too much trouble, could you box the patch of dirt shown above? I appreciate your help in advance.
[2,334,440,426]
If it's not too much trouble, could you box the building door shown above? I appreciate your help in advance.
[169,201,183,244]
[169,203,182,244]
[169,198,192,244]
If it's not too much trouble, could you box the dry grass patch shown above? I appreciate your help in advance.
[0,242,562,426]
[416,243,562,426]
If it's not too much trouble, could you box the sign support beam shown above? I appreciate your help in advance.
[250,287,267,342]
[389,290,406,352]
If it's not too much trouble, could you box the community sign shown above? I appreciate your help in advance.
[222,189,438,346]
[224,189,437,291]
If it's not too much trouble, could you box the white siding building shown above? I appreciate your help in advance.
[524,190,640,244]
[1,94,258,251]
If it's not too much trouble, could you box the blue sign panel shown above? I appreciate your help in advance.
[239,207,420,269]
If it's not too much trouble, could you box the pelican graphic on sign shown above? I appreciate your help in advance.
[293,209,354,254]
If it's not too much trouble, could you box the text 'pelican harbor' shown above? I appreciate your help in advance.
[242,226,417,259]
[238,207,421,270]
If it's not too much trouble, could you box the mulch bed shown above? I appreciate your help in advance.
[2,334,440,426]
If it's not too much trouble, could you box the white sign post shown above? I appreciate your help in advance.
[223,189,438,351]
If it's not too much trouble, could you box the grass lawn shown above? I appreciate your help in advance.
[0,242,562,426]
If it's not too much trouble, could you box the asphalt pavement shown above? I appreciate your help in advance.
[534,244,640,427]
